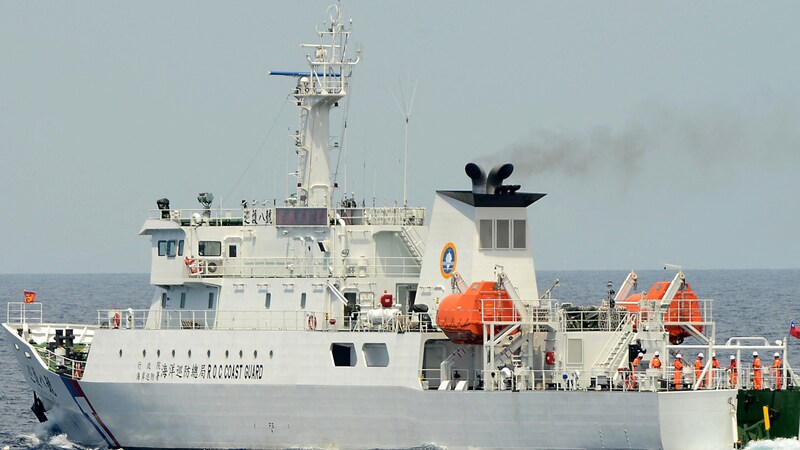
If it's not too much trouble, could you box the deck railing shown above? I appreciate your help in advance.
[96,308,435,333]
[186,255,421,279]
[6,302,43,325]
[148,206,425,227]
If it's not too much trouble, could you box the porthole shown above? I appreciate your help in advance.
[253,350,258,358]
[188,350,192,358]
[142,349,147,357]
[171,350,176,358]
[157,350,161,357]
[269,350,274,359]
[24,351,31,358]
[207,350,211,358]
[239,350,243,358]
[14,343,20,350]
[119,349,123,357]
[225,350,229,358]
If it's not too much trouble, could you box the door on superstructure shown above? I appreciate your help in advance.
[395,283,417,314]
[343,291,358,329]
[224,236,242,277]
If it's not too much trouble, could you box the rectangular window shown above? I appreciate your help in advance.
[363,343,390,367]
[264,292,271,309]
[300,292,307,309]
[178,240,185,256]
[158,240,168,256]
[161,292,167,308]
[513,219,526,249]
[166,240,177,257]
[228,245,237,258]
[179,292,186,309]
[208,292,215,309]
[331,343,356,367]
[496,220,510,249]
[199,241,221,257]
[479,220,493,249]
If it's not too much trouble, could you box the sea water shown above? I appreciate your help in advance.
[0,271,798,449]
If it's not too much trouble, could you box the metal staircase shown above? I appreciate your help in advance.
[399,226,424,264]
[592,318,635,371]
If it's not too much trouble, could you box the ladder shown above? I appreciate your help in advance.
[593,320,635,370]
[399,226,424,264]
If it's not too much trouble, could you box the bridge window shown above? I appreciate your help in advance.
[199,241,221,257]
[208,292,215,309]
[178,240,185,256]
[331,343,356,367]
[496,220,510,249]
[166,240,177,257]
[363,343,390,367]
[513,220,526,249]
[479,220,493,249]
[158,240,168,256]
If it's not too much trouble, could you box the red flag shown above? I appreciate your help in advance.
[791,322,800,340]
[23,291,37,304]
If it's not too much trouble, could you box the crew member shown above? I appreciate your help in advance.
[695,353,704,388]
[773,352,783,390]
[728,355,738,388]
[673,354,684,390]
[753,351,762,390]
[651,351,662,369]
[710,353,720,388]
[629,352,643,389]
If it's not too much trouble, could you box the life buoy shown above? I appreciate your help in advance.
[74,362,83,378]
[184,256,198,274]
[307,315,317,330]
[111,312,121,329]
[545,351,556,366]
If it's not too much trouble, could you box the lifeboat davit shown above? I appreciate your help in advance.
[623,281,703,345]
[435,281,517,345]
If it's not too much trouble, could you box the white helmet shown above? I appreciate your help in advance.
[753,351,759,356]
[774,352,780,358]
[730,355,736,360]
[654,351,660,356]
[712,353,716,358]
[637,352,644,358]
[676,354,682,359]
[698,353,704,359]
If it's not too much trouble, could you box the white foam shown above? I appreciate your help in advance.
[745,437,800,450]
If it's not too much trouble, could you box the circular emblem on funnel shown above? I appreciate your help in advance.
[440,242,457,279]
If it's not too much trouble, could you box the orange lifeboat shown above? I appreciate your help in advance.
[435,281,517,344]
[623,281,703,344]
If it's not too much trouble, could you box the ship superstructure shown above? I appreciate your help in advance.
[4,5,800,449]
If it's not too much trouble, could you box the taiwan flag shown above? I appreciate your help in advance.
[23,291,36,303]
[791,322,800,340]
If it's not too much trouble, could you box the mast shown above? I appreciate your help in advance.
[269,4,360,208]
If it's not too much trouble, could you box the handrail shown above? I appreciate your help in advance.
[96,308,436,333]
[6,302,43,325]
[147,205,426,227]
[36,347,86,380]
[185,255,422,279]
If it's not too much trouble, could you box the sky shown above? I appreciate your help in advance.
[1,1,799,273]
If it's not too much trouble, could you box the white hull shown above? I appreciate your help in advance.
[5,325,736,449]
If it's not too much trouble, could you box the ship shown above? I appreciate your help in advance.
[4,5,800,449]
